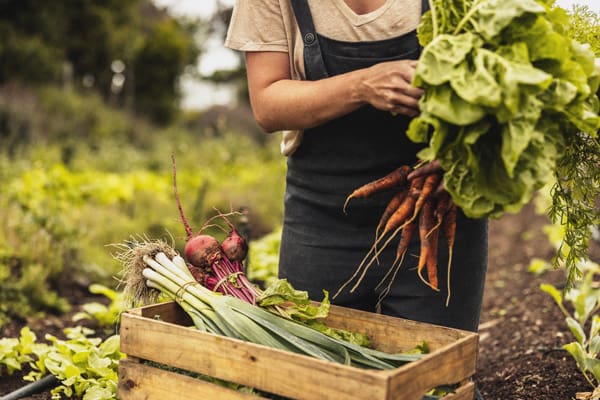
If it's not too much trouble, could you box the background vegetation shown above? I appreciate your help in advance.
[0,0,285,328]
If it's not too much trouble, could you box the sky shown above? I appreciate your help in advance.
[152,0,600,108]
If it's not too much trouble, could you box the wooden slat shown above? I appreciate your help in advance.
[131,301,192,325]
[118,359,474,400]
[386,336,478,400]
[323,304,474,352]
[118,358,265,400]
[445,381,475,400]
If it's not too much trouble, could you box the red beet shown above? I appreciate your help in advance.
[185,234,223,269]
[221,227,248,262]
[172,154,224,269]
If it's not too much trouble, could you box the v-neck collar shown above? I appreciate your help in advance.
[332,0,395,27]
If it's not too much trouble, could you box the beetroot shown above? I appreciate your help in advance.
[172,154,222,269]
[220,218,248,262]
[184,234,223,269]
[171,154,258,304]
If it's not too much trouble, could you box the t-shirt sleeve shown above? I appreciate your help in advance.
[225,0,289,52]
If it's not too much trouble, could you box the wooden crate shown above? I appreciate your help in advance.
[118,301,478,400]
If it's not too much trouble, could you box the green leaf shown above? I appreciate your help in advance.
[98,336,120,358]
[540,283,563,306]
[564,342,588,369]
[566,317,587,343]
[414,33,477,86]
[88,284,117,301]
[589,335,600,356]
[450,50,502,108]
[591,315,600,338]
[468,0,545,40]
[257,279,330,321]
[592,361,600,384]
[72,350,91,365]
[83,385,115,400]
[422,84,486,126]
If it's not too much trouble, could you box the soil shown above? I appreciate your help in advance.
[0,202,596,399]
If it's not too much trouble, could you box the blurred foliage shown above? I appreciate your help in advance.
[247,228,282,288]
[0,84,285,327]
[0,0,200,124]
[567,4,600,55]
[73,284,125,334]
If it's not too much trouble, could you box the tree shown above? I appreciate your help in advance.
[0,0,201,125]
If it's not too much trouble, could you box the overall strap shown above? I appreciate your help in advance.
[290,0,329,80]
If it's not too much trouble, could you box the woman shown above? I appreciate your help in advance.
[225,0,487,334]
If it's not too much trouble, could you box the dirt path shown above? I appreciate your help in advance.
[477,203,590,399]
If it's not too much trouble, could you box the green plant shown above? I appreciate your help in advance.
[1,325,122,400]
[25,326,123,400]
[247,228,282,287]
[0,326,37,376]
[73,284,126,331]
[541,263,600,397]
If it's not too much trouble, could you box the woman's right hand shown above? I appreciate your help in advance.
[359,60,424,117]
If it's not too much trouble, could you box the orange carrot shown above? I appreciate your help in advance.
[380,176,424,237]
[334,178,422,298]
[375,218,418,309]
[376,187,409,239]
[343,165,411,213]
[428,190,452,237]
[409,172,442,224]
[426,220,440,290]
[417,198,439,291]
[442,202,457,306]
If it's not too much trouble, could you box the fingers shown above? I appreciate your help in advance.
[390,105,419,117]
[362,60,425,114]
[407,160,443,180]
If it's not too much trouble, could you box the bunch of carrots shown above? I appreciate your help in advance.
[334,163,457,307]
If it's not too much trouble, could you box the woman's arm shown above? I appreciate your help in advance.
[245,51,424,133]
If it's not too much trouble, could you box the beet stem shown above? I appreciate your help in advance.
[171,154,194,239]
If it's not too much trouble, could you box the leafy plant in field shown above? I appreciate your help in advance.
[24,327,123,400]
[541,264,600,398]
[1,326,122,400]
[73,284,126,332]
[247,228,282,287]
[0,327,37,376]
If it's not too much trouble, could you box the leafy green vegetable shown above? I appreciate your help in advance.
[25,327,123,400]
[72,284,125,331]
[410,0,600,285]
[542,263,600,391]
[0,327,37,375]
[258,279,372,347]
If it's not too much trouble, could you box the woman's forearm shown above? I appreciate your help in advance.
[251,71,367,132]
[245,51,422,133]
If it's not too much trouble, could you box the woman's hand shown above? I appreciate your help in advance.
[359,60,424,117]
[408,160,445,196]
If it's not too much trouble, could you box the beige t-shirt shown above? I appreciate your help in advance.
[225,0,422,155]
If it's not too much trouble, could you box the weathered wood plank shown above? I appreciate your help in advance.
[118,358,265,400]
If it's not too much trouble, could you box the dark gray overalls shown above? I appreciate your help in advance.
[279,0,488,332]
